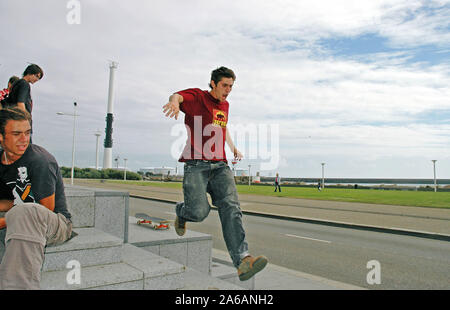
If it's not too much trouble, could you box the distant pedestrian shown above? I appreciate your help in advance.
[274,173,281,192]
[318,180,322,191]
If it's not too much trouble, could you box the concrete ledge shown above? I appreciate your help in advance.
[128,216,212,274]
[65,187,95,228]
[42,243,188,290]
[128,217,211,246]
[94,194,129,242]
[45,228,123,253]
[122,244,185,290]
[65,185,129,242]
[43,228,123,272]
[41,262,143,290]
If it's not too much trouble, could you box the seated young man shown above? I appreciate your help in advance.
[0,108,73,290]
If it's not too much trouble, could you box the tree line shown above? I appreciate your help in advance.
[60,167,143,180]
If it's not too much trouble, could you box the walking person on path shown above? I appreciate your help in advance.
[274,173,281,192]
[162,66,268,281]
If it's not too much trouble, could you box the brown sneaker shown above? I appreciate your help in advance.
[174,216,186,236]
[237,255,268,281]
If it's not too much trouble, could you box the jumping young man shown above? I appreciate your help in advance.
[162,66,268,281]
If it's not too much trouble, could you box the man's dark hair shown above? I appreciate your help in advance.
[209,66,236,89]
[0,181,14,201]
[0,108,31,136]
[23,64,44,80]
[8,76,19,87]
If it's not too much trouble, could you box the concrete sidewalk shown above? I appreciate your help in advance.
[211,249,364,290]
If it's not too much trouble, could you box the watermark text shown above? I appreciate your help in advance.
[66,0,81,25]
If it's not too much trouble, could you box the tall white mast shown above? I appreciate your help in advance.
[103,61,118,169]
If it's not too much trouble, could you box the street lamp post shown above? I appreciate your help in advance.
[124,158,128,181]
[321,162,325,190]
[248,164,251,186]
[432,160,437,192]
[57,102,78,185]
[94,131,102,170]
[231,160,237,176]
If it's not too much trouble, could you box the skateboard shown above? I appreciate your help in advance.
[135,213,170,230]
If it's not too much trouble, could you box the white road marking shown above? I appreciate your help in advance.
[165,212,177,216]
[285,234,331,244]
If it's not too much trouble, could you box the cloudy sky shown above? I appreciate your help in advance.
[1,0,449,178]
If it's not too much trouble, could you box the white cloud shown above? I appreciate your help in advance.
[378,0,450,48]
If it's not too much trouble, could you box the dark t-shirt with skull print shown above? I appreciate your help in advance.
[0,144,71,220]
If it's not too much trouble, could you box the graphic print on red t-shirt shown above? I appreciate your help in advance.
[212,109,227,128]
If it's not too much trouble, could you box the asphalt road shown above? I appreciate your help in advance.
[129,197,450,290]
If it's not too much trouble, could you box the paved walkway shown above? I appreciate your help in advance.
[211,248,364,290]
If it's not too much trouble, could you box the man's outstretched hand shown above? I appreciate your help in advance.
[163,98,181,120]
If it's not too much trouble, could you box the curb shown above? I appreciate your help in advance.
[130,194,450,242]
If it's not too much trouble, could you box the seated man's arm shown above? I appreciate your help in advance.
[31,155,59,213]
[39,193,55,212]
[0,200,14,229]
[0,200,13,212]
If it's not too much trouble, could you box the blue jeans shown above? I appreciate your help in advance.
[176,160,249,268]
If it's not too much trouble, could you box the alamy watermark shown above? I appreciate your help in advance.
[366,260,381,285]
[66,259,81,285]
[170,120,280,171]
[66,0,81,25]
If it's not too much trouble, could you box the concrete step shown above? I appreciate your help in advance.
[128,216,212,274]
[121,244,185,290]
[41,262,144,290]
[65,186,129,242]
[41,243,187,290]
[43,228,123,272]
[128,216,258,289]
[127,216,258,290]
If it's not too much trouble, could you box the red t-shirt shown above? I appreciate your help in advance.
[177,88,229,163]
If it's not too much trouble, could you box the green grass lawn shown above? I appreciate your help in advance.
[103,180,450,209]
[236,185,450,208]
